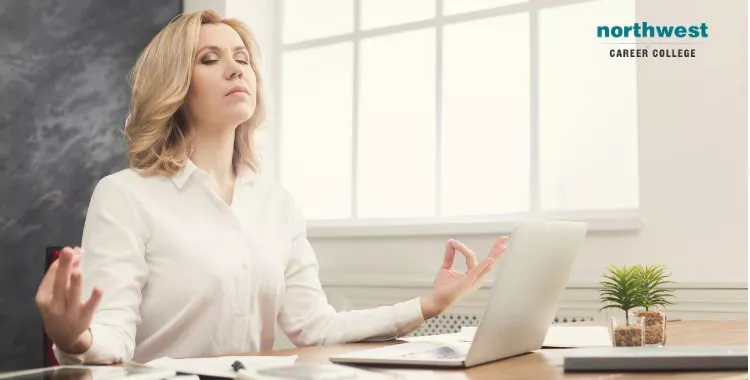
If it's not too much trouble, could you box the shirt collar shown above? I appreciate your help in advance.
[171,159,198,189]
[172,159,258,189]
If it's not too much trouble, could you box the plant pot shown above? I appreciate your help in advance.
[635,309,667,346]
[609,313,645,347]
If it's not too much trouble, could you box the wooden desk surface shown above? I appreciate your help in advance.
[253,320,748,380]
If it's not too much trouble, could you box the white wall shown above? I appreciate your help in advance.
[630,0,747,285]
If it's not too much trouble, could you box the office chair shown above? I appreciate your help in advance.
[42,246,63,366]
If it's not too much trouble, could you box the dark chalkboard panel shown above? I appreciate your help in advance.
[0,0,181,370]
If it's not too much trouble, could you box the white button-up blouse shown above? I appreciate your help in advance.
[54,160,425,364]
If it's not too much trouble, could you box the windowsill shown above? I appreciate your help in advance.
[306,209,642,238]
[320,276,749,291]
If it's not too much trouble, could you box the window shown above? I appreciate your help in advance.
[274,0,639,236]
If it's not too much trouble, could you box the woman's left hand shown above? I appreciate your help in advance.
[420,236,508,319]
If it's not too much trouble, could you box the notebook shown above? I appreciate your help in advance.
[564,345,748,372]
[146,355,297,378]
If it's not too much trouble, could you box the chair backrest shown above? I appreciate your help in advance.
[43,246,63,367]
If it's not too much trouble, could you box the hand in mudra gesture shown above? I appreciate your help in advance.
[421,237,508,319]
[35,247,102,353]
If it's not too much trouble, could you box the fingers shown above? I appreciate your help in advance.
[52,247,75,302]
[81,287,103,319]
[488,236,509,261]
[441,241,456,269]
[462,258,495,289]
[72,247,83,265]
[477,258,495,279]
[37,260,59,302]
[67,270,83,309]
[43,246,83,310]
[474,260,495,290]
[451,240,478,269]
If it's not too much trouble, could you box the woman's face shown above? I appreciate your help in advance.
[183,23,257,133]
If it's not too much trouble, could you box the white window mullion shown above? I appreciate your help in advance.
[529,9,540,214]
[351,0,361,219]
[435,0,444,217]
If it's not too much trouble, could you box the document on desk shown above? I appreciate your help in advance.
[542,326,613,348]
[146,355,297,378]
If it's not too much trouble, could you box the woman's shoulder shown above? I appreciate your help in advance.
[93,167,171,196]
[248,175,299,209]
[249,175,289,199]
[98,167,163,184]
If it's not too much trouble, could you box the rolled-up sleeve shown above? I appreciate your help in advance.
[54,175,149,364]
[277,196,425,347]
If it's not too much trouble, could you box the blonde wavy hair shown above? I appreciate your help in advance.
[124,10,267,177]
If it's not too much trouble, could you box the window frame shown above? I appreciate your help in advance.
[271,0,641,237]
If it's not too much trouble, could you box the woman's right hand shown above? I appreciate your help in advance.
[35,246,103,354]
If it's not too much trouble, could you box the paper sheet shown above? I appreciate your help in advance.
[542,326,613,348]
[145,355,297,378]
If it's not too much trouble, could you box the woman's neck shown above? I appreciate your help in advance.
[188,127,236,186]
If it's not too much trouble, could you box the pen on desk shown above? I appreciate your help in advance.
[231,360,267,380]
[231,360,246,372]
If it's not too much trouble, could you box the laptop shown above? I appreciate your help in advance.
[330,220,588,368]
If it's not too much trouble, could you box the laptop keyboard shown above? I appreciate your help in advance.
[400,345,466,360]
[337,341,471,362]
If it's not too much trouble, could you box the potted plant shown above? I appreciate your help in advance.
[599,264,645,346]
[634,264,676,346]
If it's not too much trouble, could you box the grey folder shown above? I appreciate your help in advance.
[564,345,748,372]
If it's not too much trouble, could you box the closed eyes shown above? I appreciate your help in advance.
[200,57,249,65]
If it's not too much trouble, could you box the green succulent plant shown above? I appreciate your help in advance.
[636,264,676,311]
[599,265,643,324]
[600,264,677,324]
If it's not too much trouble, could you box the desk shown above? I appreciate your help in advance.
[253,320,748,380]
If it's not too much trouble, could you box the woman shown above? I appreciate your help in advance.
[35,10,507,364]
